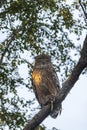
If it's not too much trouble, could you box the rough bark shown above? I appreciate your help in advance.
[23,35,87,130]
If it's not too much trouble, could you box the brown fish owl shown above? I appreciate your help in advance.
[32,54,62,118]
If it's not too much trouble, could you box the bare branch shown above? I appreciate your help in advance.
[23,35,87,130]
[24,105,51,130]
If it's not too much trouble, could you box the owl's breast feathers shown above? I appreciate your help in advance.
[32,70,42,86]
[32,68,59,104]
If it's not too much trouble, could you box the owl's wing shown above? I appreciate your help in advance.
[45,67,62,118]
[51,67,61,90]
[43,67,60,96]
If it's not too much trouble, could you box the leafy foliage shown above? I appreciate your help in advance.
[0,0,86,129]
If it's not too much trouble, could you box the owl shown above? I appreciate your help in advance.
[32,54,62,118]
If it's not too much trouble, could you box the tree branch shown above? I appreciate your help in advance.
[79,0,87,19]
[0,26,25,66]
[23,35,87,130]
[0,34,15,66]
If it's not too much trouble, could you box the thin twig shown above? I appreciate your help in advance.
[0,34,15,66]
[79,0,87,19]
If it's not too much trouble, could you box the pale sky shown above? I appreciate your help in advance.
[43,75,87,130]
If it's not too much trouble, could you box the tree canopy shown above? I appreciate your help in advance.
[0,0,87,130]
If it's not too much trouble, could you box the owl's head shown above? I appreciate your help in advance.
[34,54,51,67]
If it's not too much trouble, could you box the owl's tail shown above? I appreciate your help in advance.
[50,104,62,118]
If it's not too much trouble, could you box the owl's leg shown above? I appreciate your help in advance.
[48,94,56,112]
[51,100,54,111]
[42,95,56,112]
